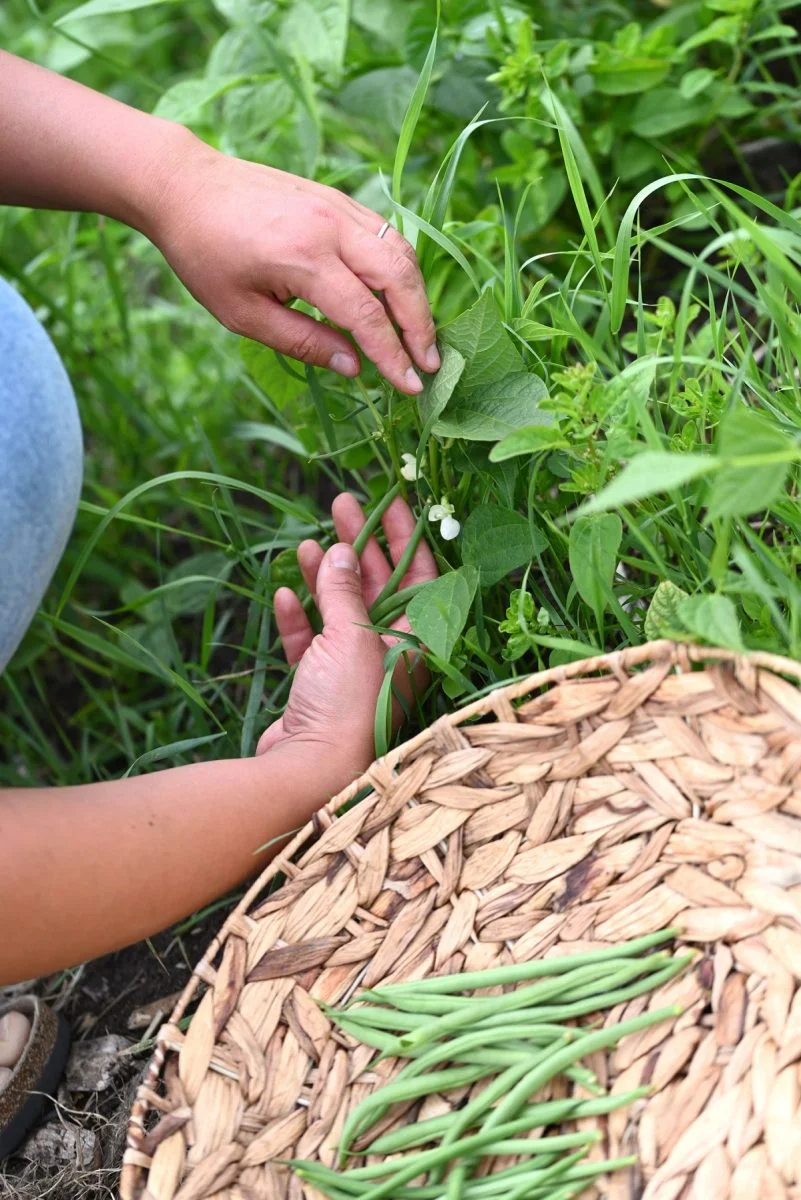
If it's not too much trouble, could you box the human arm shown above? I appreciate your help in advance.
[0,494,436,984]
[0,50,439,393]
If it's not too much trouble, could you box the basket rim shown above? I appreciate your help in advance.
[121,637,801,1197]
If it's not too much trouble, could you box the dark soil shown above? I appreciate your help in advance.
[58,902,230,1040]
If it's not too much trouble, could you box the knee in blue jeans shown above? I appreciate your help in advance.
[0,277,83,672]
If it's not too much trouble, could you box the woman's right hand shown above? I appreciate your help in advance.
[148,137,440,393]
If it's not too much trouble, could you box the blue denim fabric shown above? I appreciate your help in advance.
[0,276,83,672]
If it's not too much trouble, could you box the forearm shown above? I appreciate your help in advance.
[0,744,341,984]
[0,50,195,235]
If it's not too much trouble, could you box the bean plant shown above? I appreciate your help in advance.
[1,0,800,782]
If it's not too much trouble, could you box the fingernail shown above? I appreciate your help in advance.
[405,367,423,394]
[424,344,441,372]
[330,352,360,378]
[330,544,359,572]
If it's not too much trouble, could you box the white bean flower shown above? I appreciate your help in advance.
[400,452,418,482]
[429,497,461,541]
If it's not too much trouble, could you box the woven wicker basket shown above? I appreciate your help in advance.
[121,640,801,1200]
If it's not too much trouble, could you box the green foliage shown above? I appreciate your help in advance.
[461,506,546,587]
[569,515,622,630]
[2,0,801,786]
[407,568,479,663]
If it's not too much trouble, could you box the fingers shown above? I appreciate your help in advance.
[298,540,324,597]
[314,543,372,633]
[343,226,440,375]
[274,586,314,666]
[239,295,361,380]
[331,493,390,607]
[382,496,439,587]
[303,261,425,396]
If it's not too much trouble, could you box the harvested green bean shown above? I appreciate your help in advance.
[340,1042,568,1162]
[370,952,669,1019]
[331,1132,596,1184]
[367,1087,649,1155]
[502,1150,587,1200]
[296,933,688,1200]
[367,929,679,998]
[395,960,646,1053]
[469,954,692,1033]
[429,1005,677,1183]
[480,1006,679,1138]
[341,1063,488,1152]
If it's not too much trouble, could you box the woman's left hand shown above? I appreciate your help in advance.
[257,493,437,777]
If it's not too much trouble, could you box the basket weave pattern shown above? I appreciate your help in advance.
[122,641,801,1200]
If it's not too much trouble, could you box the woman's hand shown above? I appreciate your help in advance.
[257,493,438,776]
[0,54,439,392]
[149,142,440,394]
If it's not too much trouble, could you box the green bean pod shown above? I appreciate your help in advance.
[366,1086,648,1156]
[368,929,679,998]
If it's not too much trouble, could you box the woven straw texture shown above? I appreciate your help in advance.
[122,640,801,1200]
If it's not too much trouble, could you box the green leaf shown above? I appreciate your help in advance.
[240,341,306,409]
[707,408,794,519]
[579,452,716,514]
[124,733,227,778]
[154,74,249,123]
[644,580,690,640]
[56,0,176,20]
[630,88,710,137]
[490,425,569,462]
[440,292,524,394]
[280,0,349,79]
[164,552,233,615]
[590,56,671,96]
[435,372,550,442]
[418,344,466,441]
[680,67,717,100]
[461,506,548,587]
[407,567,479,662]
[393,28,438,211]
[678,595,744,651]
[232,421,307,457]
[569,514,622,621]
[679,15,742,53]
[339,67,419,133]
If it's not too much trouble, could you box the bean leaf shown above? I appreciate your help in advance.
[678,594,744,651]
[490,425,568,462]
[579,451,715,514]
[435,372,550,441]
[569,514,622,622]
[708,408,794,519]
[154,74,249,123]
[407,567,479,662]
[440,291,523,393]
[461,506,548,587]
[418,344,466,442]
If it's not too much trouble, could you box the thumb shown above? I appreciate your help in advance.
[315,543,370,632]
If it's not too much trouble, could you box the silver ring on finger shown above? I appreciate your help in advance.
[377,220,392,240]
